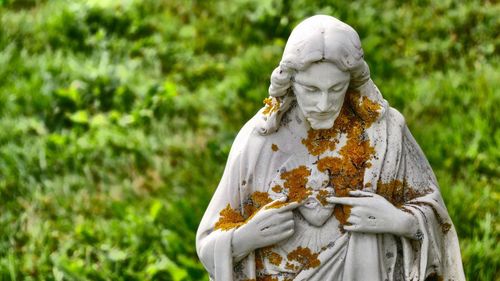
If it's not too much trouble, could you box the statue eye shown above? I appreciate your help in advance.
[303,85,320,92]
[328,84,344,93]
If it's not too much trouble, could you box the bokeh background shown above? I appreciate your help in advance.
[0,0,498,280]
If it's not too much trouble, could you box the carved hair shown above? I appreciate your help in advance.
[258,15,385,135]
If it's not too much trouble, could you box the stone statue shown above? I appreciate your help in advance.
[196,15,465,281]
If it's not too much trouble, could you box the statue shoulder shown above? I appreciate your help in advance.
[229,113,271,158]
[385,106,407,130]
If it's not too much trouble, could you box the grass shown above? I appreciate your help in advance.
[0,0,498,280]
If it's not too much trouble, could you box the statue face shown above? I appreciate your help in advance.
[292,62,350,129]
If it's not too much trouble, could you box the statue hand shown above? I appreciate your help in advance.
[327,190,419,239]
[231,198,300,259]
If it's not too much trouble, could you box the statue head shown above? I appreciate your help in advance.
[259,15,379,134]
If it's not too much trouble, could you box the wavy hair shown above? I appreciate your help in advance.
[257,15,386,135]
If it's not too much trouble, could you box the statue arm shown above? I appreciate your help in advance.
[195,119,256,280]
[398,125,465,280]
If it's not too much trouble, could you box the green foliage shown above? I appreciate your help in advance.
[0,0,498,280]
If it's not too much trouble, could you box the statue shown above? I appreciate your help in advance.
[196,15,465,281]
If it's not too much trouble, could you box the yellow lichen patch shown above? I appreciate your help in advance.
[377,180,450,233]
[376,179,432,208]
[243,204,258,220]
[271,143,279,152]
[215,191,273,231]
[257,246,283,266]
[301,127,340,156]
[268,251,283,266]
[316,137,373,224]
[252,191,273,207]
[334,204,351,225]
[255,251,264,271]
[214,204,245,231]
[255,247,284,278]
[316,189,330,206]
[280,166,311,203]
[262,97,281,116]
[376,179,406,208]
[301,91,380,156]
[271,184,283,193]
[304,91,381,225]
[347,91,382,125]
[285,246,321,271]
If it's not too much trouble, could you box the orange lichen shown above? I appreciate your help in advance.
[376,179,406,208]
[316,189,330,206]
[215,191,273,231]
[271,184,283,193]
[285,246,321,271]
[347,91,382,124]
[376,179,433,208]
[271,143,279,152]
[252,191,273,207]
[280,166,311,203]
[262,97,281,115]
[257,246,283,266]
[214,204,246,231]
[334,204,351,225]
[300,91,380,157]
[302,91,381,225]
[255,251,264,270]
[301,127,341,156]
[255,247,283,278]
[375,181,449,234]
[268,251,283,266]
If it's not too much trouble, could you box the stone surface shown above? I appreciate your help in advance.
[196,15,465,281]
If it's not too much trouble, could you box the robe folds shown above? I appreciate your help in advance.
[196,83,465,281]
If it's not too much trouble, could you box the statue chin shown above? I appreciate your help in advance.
[308,119,335,130]
[298,197,335,227]
[307,111,342,130]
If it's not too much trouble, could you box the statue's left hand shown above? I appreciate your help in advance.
[327,190,420,239]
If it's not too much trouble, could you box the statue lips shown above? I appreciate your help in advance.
[298,196,335,227]
[309,111,334,119]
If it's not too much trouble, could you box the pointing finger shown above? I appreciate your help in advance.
[346,215,360,224]
[276,201,301,212]
[263,197,287,209]
[264,198,300,212]
[326,197,360,206]
[342,225,358,232]
[349,190,374,197]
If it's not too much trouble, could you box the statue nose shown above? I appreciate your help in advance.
[316,91,330,111]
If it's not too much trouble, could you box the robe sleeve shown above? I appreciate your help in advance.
[195,121,255,281]
[196,123,246,280]
[398,125,465,281]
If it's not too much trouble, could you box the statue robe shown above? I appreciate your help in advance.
[196,89,465,281]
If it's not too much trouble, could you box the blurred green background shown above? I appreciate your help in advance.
[0,0,498,280]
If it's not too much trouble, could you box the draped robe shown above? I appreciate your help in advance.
[196,87,465,281]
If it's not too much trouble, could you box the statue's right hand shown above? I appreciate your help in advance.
[231,198,299,259]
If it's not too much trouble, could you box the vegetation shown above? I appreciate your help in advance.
[0,0,498,280]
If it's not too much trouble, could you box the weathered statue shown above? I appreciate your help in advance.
[196,15,465,281]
